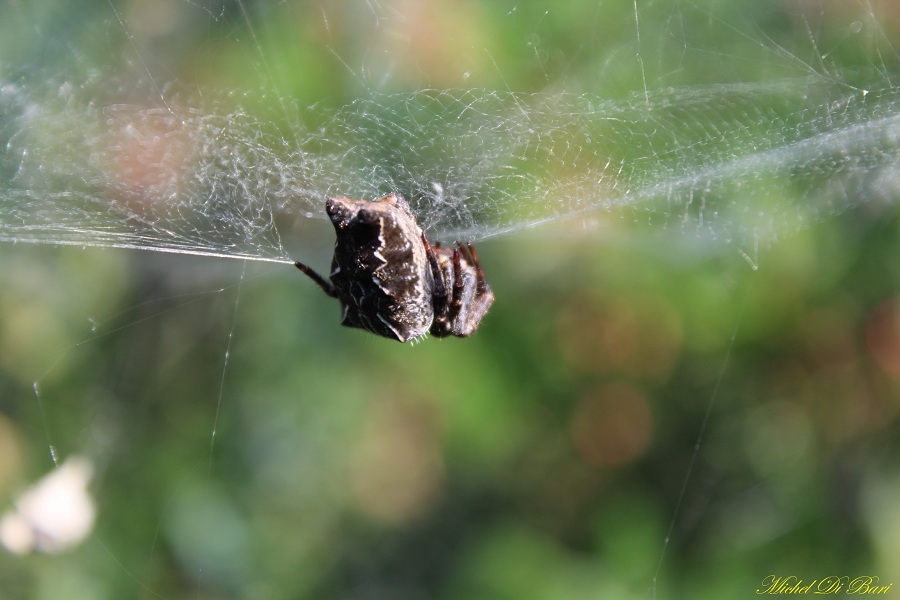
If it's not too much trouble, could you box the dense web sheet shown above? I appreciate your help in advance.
[3,76,899,262]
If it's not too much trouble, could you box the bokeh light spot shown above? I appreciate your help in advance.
[557,293,682,380]
[570,382,653,467]
[350,397,445,525]
[866,296,900,380]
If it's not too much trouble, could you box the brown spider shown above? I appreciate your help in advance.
[295,194,494,342]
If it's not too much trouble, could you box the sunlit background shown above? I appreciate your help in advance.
[2,1,900,598]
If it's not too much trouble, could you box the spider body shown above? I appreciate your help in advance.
[295,194,493,342]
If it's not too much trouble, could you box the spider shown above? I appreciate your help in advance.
[295,193,494,342]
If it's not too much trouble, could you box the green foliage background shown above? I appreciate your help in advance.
[1,1,899,598]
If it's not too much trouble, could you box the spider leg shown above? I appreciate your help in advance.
[295,261,338,298]
[448,244,465,326]
[449,241,494,337]
[422,233,449,330]
[460,241,490,295]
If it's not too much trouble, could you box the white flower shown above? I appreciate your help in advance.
[0,456,96,555]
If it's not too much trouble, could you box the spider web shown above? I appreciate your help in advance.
[3,76,898,263]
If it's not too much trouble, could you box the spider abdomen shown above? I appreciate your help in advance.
[326,194,434,342]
